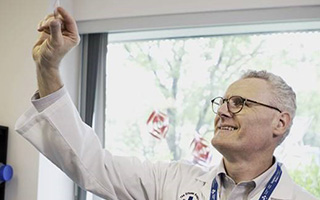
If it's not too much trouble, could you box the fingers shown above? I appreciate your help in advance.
[37,7,76,36]
[32,6,80,71]
[38,17,64,35]
[54,8,59,19]
[34,6,79,50]
[34,31,49,47]
[38,14,54,29]
[49,20,63,46]
[36,17,63,48]
[56,7,78,34]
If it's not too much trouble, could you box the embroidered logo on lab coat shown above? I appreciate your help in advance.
[179,192,199,200]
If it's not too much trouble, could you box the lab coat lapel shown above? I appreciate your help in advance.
[251,164,294,200]
[196,163,224,200]
[269,165,294,200]
[197,175,212,200]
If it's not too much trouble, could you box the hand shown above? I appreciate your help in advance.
[33,7,80,69]
[33,7,80,97]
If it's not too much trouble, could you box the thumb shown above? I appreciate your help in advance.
[49,19,63,47]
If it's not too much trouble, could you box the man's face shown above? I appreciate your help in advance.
[212,78,279,158]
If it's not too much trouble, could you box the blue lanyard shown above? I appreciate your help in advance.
[209,163,282,200]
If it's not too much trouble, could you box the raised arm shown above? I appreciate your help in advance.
[33,7,80,97]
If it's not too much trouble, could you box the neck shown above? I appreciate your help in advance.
[223,155,274,184]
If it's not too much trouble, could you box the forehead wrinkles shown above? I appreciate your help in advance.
[225,78,274,103]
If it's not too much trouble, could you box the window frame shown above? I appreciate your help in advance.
[78,5,320,40]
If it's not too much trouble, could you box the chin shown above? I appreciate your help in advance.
[211,137,238,154]
[211,137,227,150]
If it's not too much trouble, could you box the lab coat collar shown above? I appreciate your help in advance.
[195,160,295,200]
[195,160,226,200]
[269,164,294,199]
[196,160,225,183]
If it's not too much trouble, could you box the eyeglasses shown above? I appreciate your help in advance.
[211,96,282,114]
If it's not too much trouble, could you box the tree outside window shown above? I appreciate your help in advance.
[105,31,320,198]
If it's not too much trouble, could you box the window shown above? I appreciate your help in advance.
[105,30,320,197]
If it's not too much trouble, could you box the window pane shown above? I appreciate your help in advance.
[106,31,320,197]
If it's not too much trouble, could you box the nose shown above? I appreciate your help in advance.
[214,101,232,128]
[217,101,232,118]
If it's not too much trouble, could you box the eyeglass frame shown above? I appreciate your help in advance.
[211,96,282,114]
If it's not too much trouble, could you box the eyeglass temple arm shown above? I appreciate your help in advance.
[246,99,282,113]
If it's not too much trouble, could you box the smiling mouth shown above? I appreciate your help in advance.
[218,126,238,131]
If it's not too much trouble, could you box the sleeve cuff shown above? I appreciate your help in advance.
[31,86,67,112]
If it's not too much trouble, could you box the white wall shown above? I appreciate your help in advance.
[0,0,78,200]
[73,0,320,21]
[0,0,45,199]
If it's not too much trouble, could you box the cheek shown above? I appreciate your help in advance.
[239,115,274,140]
[256,114,274,132]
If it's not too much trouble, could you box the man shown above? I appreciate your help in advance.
[16,7,318,200]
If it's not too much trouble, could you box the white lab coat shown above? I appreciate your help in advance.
[15,92,318,200]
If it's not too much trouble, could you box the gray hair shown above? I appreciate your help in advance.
[239,70,296,145]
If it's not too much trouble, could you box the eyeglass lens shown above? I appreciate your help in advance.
[212,96,244,114]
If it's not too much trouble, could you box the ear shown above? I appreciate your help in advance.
[273,112,291,137]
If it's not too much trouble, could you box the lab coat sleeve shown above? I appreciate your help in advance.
[15,92,166,200]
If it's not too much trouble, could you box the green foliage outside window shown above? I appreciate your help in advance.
[289,158,320,198]
[106,31,320,198]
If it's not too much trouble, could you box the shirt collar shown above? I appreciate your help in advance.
[196,158,295,199]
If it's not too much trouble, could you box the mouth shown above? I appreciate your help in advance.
[217,126,238,131]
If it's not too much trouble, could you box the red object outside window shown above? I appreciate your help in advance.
[146,110,169,139]
[191,134,212,166]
